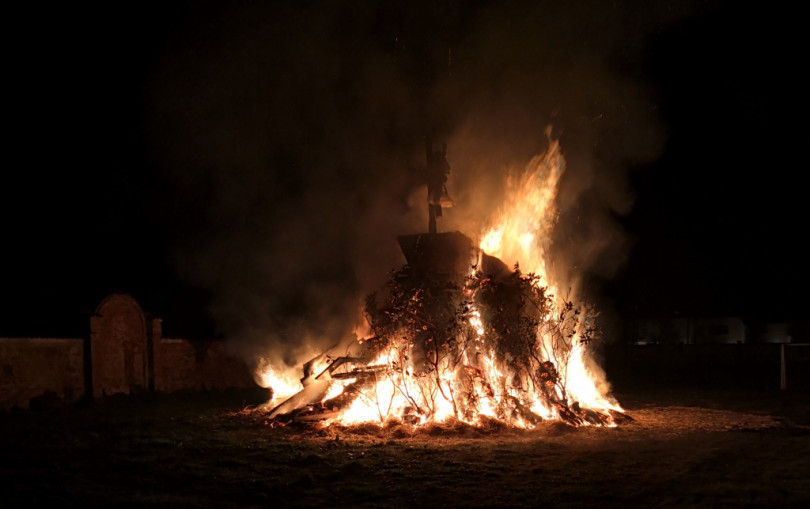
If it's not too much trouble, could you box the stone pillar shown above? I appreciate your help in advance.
[90,293,149,398]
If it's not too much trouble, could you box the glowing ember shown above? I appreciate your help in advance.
[260,135,624,428]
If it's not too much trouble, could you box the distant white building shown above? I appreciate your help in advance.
[633,316,747,344]
[755,322,792,343]
[693,317,747,344]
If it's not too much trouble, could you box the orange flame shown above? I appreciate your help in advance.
[477,137,620,416]
[254,358,301,404]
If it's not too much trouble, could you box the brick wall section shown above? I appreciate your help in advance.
[154,338,200,392]
[197,340,256,390]
[0,338,84,410]
[154,338,255,392]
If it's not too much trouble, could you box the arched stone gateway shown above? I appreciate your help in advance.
[90,292,149,397]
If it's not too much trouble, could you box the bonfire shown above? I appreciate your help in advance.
[258,134,626,429]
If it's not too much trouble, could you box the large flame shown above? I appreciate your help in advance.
[480,137,564,287]
[260,136,623,428]
[477,137,619,415]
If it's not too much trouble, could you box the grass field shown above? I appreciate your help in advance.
[1,387,808,508]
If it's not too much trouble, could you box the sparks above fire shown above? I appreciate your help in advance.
[258,133,626,428]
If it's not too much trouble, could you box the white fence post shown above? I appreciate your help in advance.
[780,344,786,391]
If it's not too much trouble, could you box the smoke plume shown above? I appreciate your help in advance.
[144,1,703,373]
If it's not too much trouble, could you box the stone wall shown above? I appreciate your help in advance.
[154,337,200,393]
[0,292,257,410]
[154,338,255,393]
[0,338,85,410]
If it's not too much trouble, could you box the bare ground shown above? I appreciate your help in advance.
[1,388,808,508]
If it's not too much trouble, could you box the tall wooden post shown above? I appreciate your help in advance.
[425,139,451,234]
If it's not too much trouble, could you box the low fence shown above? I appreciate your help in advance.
[603,343,810,392]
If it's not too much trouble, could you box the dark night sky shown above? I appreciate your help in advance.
[1,1,806,346]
